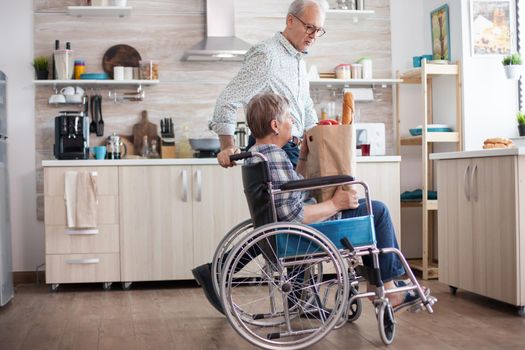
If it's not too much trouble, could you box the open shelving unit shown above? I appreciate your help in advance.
[33,79,158,89]
[309,78,402,88]
[67,6,132,17]
[396,60,463,280]
[326,9,374,23]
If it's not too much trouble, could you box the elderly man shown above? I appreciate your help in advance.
[209,0,329,168]
[194,0,328,314]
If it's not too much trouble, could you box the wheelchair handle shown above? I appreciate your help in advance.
[229,152,253,162]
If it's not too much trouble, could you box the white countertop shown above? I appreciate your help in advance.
[430,147,525,160]
[42,155,401,167]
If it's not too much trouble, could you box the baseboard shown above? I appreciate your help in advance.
[13,271,46,285]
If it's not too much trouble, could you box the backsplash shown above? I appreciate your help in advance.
[34,0,393,220]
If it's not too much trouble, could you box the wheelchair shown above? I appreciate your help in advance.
[213,151,436,349]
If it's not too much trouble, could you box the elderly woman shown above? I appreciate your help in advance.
[193,92,424,314]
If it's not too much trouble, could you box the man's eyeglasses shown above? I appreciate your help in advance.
[291,14,326,37]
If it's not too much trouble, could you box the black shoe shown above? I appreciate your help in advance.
[192,263,224,315]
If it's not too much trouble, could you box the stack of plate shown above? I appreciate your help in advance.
[409,124,452,136]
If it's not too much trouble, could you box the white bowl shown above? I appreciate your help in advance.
[65,94,83,103]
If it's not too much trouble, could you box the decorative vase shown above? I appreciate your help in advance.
[504,65,522,79]
[518,124,525,137]
[35,70,49,80]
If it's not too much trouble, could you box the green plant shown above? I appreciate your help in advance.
[502,53,523,66]
[32,55,49,71]
[517,111,525,125]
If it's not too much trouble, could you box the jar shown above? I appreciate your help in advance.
[335,64,351,80]
[139,60,159,80]
[358,58,372,79]
[73,60,85,80]
[351,63,363,79]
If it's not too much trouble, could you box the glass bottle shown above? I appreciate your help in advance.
[149,139,160,159]
[141,135,150,158]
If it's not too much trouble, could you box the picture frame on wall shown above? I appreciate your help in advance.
[470,0,511,55]
[430,4,451,61]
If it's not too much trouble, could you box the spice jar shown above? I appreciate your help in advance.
[139,60,159,80]
[73,60,85,80]
[335,64,351,79]
[351,63,363,79]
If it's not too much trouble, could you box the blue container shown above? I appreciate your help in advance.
[421,54,433,62]
[412,56,422,68]
[276,215,376,258]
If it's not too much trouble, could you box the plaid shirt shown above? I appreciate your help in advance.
[246,144,316,223]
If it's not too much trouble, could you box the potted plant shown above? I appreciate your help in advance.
[517,111,525,136]
[32,55,49,80]
[502,53,523,79]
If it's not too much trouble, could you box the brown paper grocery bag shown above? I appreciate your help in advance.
[304,124,356,202]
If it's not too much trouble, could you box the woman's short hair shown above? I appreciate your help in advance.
[288,0,328,18]
[246,93,290,138]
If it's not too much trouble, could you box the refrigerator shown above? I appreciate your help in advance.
[0,70,14,306]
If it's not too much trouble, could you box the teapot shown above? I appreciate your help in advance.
[106,132,127,159]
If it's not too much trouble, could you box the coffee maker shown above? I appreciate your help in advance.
[54,111,89,160]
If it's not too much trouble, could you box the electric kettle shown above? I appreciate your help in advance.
[106,132,127,159]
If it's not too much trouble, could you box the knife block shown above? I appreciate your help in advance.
[160,140,176,158]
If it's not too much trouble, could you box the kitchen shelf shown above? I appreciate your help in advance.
[326,9,374,22]
[406,259,439,279]
[400,132,460,145]
[34,80,159,88]
[309,78,402,87]
[67,6,132,17]
[400,63,459,84]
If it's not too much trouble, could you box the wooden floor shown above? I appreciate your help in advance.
[0,280,524,350]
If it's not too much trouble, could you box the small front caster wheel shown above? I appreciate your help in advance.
[103,282,112,291]
[122,282,132,290]
[377,301,396,345]
[49,284,59,292]
[347,286,362,323]
[518,306,525,317]
[449,286,458,296]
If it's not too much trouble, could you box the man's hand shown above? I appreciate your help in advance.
[217,147,239,168]
[331,187,359,211]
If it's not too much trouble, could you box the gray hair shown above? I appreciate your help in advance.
[287,0,329,18]
[246,93,290,138]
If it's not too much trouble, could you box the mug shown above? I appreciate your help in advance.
[91,146,107,160]
[60,86,76,95]
[48,94,66,103]
[412,56,422,68]
[361,144,371,157]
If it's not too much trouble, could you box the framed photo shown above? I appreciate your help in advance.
[470,0,511,55]
[430,4,451,61]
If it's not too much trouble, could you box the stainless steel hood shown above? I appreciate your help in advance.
[182,0,252,61]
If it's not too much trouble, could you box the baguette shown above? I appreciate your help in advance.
[342,92,354,125]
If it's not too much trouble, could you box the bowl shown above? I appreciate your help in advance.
[189,138,220,151]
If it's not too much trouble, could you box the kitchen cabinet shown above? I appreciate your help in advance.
[44,166,120,289]
[396,60,463,279]
[118,164,250,283]
[434,152,525,313]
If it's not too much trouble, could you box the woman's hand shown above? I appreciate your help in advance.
[331,187,359,211]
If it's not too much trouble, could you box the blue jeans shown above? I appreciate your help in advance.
[247,135,300,168]
[341,199,405,282]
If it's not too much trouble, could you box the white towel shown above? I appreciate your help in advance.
[64,171,98,228]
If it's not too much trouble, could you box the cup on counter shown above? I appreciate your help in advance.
[113,66,124,80]
[361,144,371,156]
[91,146,107,160]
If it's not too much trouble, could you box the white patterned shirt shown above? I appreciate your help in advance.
[209,32,318,138]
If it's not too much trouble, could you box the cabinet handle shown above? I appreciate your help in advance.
[464,165,471,201]
[181,170,188,202]
[65,229,99,235]
[471,164,478,202]
[195,169,202,202]
[65,258,100,264]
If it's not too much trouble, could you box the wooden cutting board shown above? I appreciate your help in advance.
[132,111,158,156]
[102,44,141,78]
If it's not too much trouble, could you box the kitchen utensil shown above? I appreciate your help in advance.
[106,132,127,159]
[132,110,158,155]
[80,72,109,80]
[188,138,220,151]
[102,44,142,78]
[91,146,107,160]
[90,95,104,136]
[89,95,97,133]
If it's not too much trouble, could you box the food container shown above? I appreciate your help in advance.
[358,58,373,79]
[335,64,351,80]
[139,60,159,80]
[351,63,363,79]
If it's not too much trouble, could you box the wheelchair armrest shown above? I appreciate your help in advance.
[279,175,355,191]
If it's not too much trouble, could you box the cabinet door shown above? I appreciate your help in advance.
[471,156,518,304]
[437,158,472,289]
[192,165,250,266]
[119,166,193,281]
[356,162,401,242]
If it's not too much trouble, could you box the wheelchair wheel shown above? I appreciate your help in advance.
[377,301,396,345]
[212,219,253,298]
[220,223,349,350]
[346,286,362,323]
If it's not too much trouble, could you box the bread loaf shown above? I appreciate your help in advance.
[341,92,354,125]
[482,137,514,149]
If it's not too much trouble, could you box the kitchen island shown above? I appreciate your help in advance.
[42,156,401,290]
[430,149,525,315]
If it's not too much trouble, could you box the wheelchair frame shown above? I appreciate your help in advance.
[213,151,436,349]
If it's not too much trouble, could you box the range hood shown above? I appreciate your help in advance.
[182,0,252,61]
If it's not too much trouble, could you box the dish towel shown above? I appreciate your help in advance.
[64,171,98,228]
